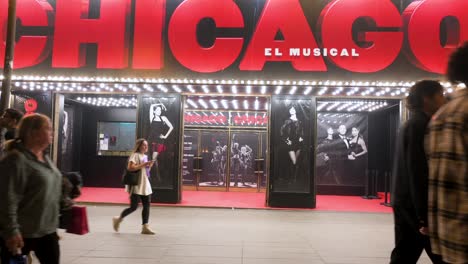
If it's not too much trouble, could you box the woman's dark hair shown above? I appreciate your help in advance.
[447,42,468,85]
[406,80,444,111]
[4,108,24,122]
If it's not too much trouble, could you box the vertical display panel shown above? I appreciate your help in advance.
[182,130,199,186]
[260,132,268,188]
[269,96,316,208]
[138,94,181,203]
[58,105,76,172]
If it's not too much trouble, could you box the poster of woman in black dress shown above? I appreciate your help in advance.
[281,105,304,183]
[348,127,368,185]
[272,99,312,193]
[140,96,180,189]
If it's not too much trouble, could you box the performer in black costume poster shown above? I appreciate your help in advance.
[272,98,312,193]
[210,141,227,185]
[280,105,304,183]
[141,97,179,189]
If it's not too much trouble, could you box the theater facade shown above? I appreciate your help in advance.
[1,0,466,208]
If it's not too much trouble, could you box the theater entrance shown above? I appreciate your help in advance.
[182,96,269,192]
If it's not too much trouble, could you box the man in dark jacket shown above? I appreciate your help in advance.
[390,80,447,263]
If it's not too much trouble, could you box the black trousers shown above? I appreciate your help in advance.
[0,232,60,264]
[390,205,446,264]
[120,194,151,225]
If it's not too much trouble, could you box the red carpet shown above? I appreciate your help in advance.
[76,187,392,213]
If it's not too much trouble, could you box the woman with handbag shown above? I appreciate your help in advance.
[113,138,156,235]
[0,114,62,264]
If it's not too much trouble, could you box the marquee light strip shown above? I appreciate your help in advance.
[2,75,420,87]
[76,96,137,107]
[2,74,463,91]
[317,100,389,112]
[10,81,413,98]
[8,78,459,98]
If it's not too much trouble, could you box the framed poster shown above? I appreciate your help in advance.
[316,113,368,189]
[138,94,181,203]
[269,96,316,208]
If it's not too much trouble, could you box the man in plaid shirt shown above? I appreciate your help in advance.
[426,43,468,264]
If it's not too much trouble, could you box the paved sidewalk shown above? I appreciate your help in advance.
[53,205,431,264]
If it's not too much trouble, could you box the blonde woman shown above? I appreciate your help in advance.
[0,114,61,264]
[113,139,156,235]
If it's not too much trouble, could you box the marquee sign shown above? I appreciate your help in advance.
[0,0,467,76]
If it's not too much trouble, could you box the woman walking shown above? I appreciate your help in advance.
[0,114,62,264]
[113,138,156,235]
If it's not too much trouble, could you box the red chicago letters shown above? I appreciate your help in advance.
[0,0,467,74]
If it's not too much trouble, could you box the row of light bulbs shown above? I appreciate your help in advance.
[2,74,422,87]
[74,95,390,113]
[186,98,268,111]
[76,97,137,107]
[12,81,416,98]
[317,101,389,112]
[318,113,356,118]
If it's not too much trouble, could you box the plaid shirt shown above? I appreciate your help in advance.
[426,88,468,264]
[0,127,6,159]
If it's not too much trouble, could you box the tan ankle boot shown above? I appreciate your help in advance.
[112,216,122,232]
[141,224,155,235]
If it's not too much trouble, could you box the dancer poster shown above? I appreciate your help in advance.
[271,97,313,193]
[138,95,181,189]
[198,131,229,187]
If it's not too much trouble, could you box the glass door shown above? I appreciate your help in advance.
[199,130,230,189]
[229,130,262,190]
[183,129,268,192]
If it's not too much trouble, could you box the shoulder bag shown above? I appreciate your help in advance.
[122,155,141,186]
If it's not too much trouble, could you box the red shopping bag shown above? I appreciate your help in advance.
[66,206,89,235]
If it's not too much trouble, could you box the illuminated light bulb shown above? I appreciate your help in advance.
[304,86,312,95]
[216,85,223,93]
[232,100,239,109]
[209,100,219,109]
[289,86,297,95]
[198,99,208,109]
[275,86,282,95]
[221,100,228,109]
[261,86,267,94]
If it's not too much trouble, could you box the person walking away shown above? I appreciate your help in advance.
[390,80,447,263]
[426,42,468,264]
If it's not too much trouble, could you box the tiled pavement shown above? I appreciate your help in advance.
[50,205,431,264]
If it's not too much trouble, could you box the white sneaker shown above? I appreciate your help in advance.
[112,216,122,232]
